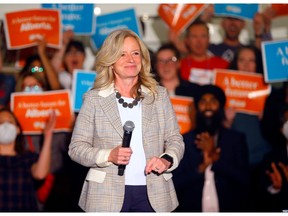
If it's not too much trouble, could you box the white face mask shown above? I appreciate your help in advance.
[0,122,18,144]
[23,85,43,93]
[282,120,288,140]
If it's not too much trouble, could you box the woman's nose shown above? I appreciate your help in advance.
[127,55,134,63]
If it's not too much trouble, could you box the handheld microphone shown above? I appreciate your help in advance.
[118,120,135,176]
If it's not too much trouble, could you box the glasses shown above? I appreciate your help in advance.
[157,56,177,65]
[31,66,44,73]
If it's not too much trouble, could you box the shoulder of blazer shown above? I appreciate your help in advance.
[155,85,169,98]
[83,88,101,99]
[156,85,167,93]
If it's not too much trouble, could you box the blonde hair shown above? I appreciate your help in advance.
[94,29,158,97]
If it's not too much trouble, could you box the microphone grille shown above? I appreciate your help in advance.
[124,121,135,132]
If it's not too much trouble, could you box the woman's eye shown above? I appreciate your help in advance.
[133,51,140,56]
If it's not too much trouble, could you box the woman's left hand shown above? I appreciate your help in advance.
[145,156,171,175]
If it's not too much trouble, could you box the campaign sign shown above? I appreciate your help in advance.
[4,9,61,50]
[91,8,141,50]
[214,69,271,115]
[262,40,288,83]
[72,70,97,112]
[214,4,259,20]
[11,90,73,134]
[42,4,95,35]
[189,68,214,85]
[158,4,207,34]
[170,95,195,134]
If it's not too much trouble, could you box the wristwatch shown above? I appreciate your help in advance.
[161,154,174,168]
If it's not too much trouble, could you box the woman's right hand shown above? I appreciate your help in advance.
[108,145,132,165]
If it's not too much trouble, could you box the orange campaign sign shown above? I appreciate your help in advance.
[213,69,271,115]
[4,9,62,50]
[158,4,207,34]
[271,4,288,17]
[170,95,195,134]
[10,90,73,135]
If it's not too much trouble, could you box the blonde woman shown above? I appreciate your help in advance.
[68,29,184,212]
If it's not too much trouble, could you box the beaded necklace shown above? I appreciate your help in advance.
[115,89,141,109]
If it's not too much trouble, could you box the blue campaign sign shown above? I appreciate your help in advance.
[214,4,259,20]
[42,4,95,35]
[72,70,97,112]
[262,40,288,83]
[91,8,141,50]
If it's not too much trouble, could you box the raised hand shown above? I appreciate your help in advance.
[266,162,283,190]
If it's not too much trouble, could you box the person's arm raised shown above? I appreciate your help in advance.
[37,37,61,90]
[31,110,56,180]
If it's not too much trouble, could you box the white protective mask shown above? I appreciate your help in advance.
[0,122,18,144]
[23,85,43,93]
[282,120,288,140]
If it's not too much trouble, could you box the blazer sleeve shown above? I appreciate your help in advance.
[68,91,113,168]
[159,87,185,172]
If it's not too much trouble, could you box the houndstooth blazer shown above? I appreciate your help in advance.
[68,83,184,212]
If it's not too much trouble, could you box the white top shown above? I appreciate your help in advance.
[117,97,146,185]
[58,71,72,89]
[202,164,219,212]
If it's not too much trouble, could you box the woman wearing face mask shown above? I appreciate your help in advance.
[0,108,55,211]
[15,71,46,93]
[258,105,288,211]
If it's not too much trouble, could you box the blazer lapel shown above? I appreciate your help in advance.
[99,93,124,138]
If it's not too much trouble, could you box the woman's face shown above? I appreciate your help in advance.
[22,75,43,92]
[0,111,17,126]
[156,49,179,81]
[237,49,257,73]
[0,111,20,145]
[64,47,85,73]
[112,37,142,81]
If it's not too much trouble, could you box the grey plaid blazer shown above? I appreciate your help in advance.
[68,83,184,212]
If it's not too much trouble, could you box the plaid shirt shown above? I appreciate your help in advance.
[0,152,39,212]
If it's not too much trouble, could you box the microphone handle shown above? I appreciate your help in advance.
[118,131,132,176]
[118,165,125,176]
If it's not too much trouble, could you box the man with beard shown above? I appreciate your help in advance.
[172,84,250,212]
